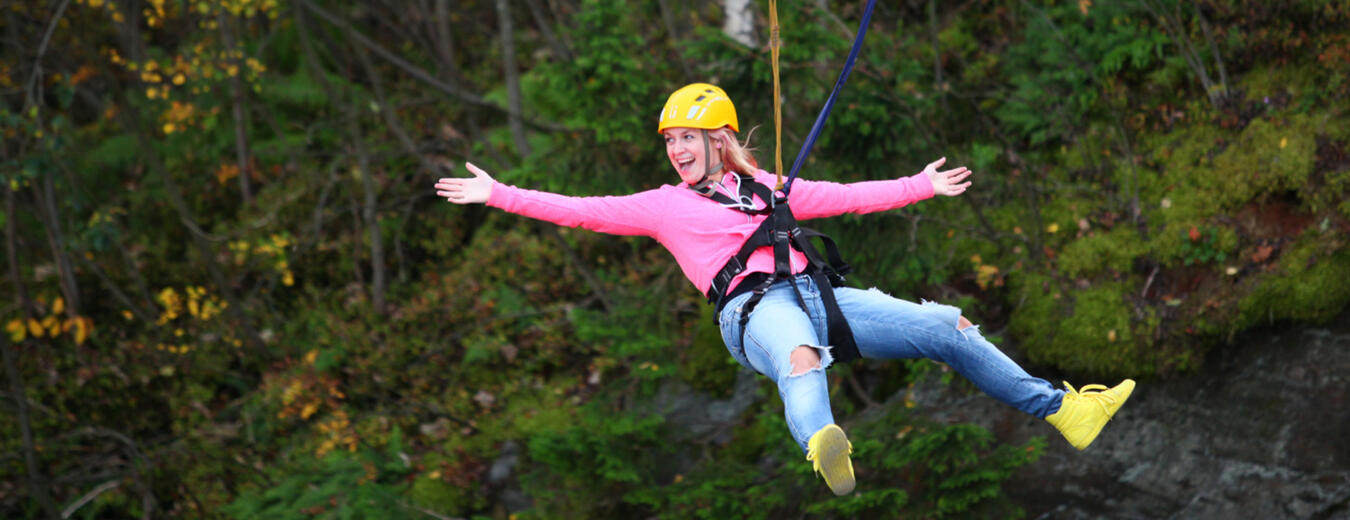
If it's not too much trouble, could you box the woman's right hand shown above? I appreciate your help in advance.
[435,162,495,204]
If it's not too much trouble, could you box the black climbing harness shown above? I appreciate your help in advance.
[698,0,878,365]
[700,173,861,364]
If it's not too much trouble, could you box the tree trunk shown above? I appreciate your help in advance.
[495,0,531,157]
[354,46,440,286]
[4,180,60,520]
[432,0,464,84]
[657,0,694,80]
[722,0,756,47]
[219,10,255,205]
[37,171,81,318]
[359,135,387,314]
[523,0,573,61]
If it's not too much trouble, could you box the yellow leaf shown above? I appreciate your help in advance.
[122,310,134,321]
[74,318,91,345]
[976,264,1001,289]
[40,316,58,337]
[1047,223,1060,233]
[53,297,65,315]
[304,349,318,365]
[6,319,25,342]
[1107,329,1117,342]
[300,402,318,420]
[1279,137,1288,149]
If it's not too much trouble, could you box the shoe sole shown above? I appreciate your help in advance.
[814,425,855,496]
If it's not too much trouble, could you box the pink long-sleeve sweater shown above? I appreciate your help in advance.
[487,170,935,296]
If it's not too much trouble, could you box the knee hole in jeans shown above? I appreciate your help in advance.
[789,345,822,376]
[958,315,974,330]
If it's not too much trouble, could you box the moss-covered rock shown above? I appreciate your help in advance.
[1010,274,1165,378]
[1237,230,1350,330]
[1058,227,1147,278]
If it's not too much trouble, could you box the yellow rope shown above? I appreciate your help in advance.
[769,0,783,191]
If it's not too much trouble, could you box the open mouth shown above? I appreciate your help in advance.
[677,158,696,175]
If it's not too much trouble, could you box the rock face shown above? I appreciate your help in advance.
[909,312,1350,519]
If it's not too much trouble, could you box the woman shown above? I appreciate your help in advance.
[435,83,1134,496]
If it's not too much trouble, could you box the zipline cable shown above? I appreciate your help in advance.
[776,0,878,194]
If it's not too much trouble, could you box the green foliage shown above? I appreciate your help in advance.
[519,401,668,518]
[223,430,412,519]
[996,2,1167,145]
[1178,226,1231,266]
[677,303,740,397]
[616,396,1043,520]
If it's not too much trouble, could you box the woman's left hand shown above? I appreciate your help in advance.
[922,157,973,197]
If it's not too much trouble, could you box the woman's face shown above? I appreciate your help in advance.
[663,127,721,185]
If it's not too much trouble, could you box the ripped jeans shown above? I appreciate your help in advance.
[718,273,1065,453]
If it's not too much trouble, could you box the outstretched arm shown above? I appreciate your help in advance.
[435,162,494,204]
[778,157,972,219]
[923,157,973,197]
[433,162,663,237]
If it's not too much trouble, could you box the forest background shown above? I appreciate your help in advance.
[3,0,1349,518]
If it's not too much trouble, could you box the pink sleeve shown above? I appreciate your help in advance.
[486,182,664,237]
[761,171,934,220]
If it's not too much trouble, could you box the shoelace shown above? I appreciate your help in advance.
[1064,382,1119,416]
[805,440,853,469]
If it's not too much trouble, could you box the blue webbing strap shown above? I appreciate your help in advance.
[783,0,877,194]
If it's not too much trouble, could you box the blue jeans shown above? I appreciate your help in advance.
[718,273,1065,453]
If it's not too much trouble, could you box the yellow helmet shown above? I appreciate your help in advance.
[657,83,739,133]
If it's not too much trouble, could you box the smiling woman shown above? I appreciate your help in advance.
[434,82,1134,496]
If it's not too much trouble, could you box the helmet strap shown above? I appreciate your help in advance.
[689,176,716,195]
[689,129,724,197]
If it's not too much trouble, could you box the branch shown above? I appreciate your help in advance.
[24,0,73,111]
[60,480,120,519]
[296,0,571,133]
[523,0,574,61]
[75,254,156,324]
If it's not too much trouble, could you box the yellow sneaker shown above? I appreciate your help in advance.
[1045,379,1135,450]
[806,424,855,496]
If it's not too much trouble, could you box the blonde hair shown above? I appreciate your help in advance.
[710,126,760,177]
